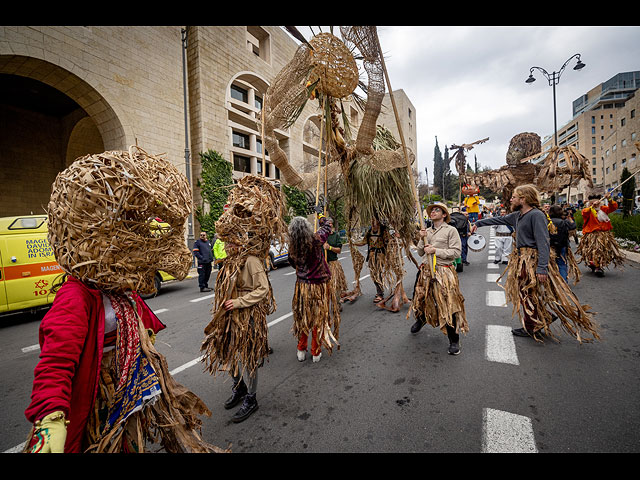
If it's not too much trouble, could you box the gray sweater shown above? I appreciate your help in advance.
[474,208,550,274]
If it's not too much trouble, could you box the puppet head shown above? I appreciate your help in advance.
[47,146,193,294]
[214,175,287,260]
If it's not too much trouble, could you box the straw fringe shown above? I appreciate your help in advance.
[408,264,468,335]
[292,281,340,353]
[499,247,599,343]
[576,230,625,269]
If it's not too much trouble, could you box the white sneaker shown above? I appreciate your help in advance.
[312,353,322,363]
[296,350,306,362]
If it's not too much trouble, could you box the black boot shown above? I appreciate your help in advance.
[410,318,425,334]
[232,393,258,423]
[224,380,247,410]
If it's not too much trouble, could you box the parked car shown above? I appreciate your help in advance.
[267,241,289,271]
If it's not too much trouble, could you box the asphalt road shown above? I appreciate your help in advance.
[2,225,639,453]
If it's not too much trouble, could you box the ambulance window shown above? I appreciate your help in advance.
[8,217,46,230]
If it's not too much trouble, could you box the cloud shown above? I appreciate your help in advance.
[291,26,640,184]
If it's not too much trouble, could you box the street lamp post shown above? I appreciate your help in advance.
[526,54,586,203]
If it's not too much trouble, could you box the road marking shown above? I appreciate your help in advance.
[21,344,40,354]
[487,263,499,269]
[482,408,537,453]
[170,355,204,376]
[154,308,169,314]
[485,325,519,365]
[267,311,293,327]
[486,273,500,282]
[190,294,214,303]
[486,290,507,307]
[284,271,297,276]
[359,274,370,281]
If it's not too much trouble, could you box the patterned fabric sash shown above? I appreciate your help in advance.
[103,294,162,433]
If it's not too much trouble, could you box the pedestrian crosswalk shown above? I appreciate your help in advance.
[481,226,537,453]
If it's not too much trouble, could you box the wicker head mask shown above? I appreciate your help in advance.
[214,175,287,260]
[47,147,193,294]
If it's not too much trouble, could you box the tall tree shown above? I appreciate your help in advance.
[620,167,636,217]
[433,136,444,196]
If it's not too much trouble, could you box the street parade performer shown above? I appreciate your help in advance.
[201,175,287,423]
[471,184,599,343]
[289,215,339,363]
[324,217,347,322]
[352,216,393,303]
[576,191,625,277]
[408,203,468,355]
[24,147,224,453]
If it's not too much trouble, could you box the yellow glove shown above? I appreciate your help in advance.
[30,411,68,453]
[147,328,157,345]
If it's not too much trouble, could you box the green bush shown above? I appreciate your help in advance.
[195,149,233,235]
[610,213,640,244]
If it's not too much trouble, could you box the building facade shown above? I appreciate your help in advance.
[0,26,417,236]
[540,71,640,202]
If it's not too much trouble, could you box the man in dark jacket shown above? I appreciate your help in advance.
[193,232,214,292]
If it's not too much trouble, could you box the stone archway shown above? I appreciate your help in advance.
[0,55,127,216]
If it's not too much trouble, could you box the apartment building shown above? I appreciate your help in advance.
[539,71,640,202]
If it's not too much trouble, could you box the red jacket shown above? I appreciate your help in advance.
[24,276,165,452]
[581,200,617,233]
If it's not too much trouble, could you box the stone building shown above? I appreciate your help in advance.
[0,25,417,241]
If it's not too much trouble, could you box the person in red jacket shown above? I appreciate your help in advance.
[577,191,625,277]
[24,149,222,453]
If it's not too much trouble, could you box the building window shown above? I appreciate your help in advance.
[233,154,251,173]
[591,116,595,124]
[613,162,617,171]
[255,95,263,111]
[592,168,597,175]
[246,26,270,63]
[621,118,626,127]
[232,131,250,150]
[231,84,248,103]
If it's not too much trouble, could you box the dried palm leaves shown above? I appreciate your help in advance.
[408,264,468,335]
[292,281,339,354]
[499,247,599,343]
[576,230,625,270]
[201,175,287,378]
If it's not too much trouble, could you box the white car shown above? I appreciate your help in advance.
[267,241,289,270]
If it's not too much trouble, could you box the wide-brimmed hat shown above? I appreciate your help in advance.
[426,202,450,223]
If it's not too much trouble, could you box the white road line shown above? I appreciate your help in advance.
[21,344,40,354]
[169,356,204,376]
[359,274,370,281]
[190,294,215,303]
[487,263,499,269]
[284,271,297,276]
[486,273,501,282]
[486,290,507,307]
[482,408,537,453]
[485,325,519,365]
[154,308,169,314]
[267,311,293,327]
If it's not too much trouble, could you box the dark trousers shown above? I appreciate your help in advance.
[198,262,212,289]
[460,236,468,262]
[412,269,459,343]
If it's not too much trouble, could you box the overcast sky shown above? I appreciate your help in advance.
[291,26,640,184]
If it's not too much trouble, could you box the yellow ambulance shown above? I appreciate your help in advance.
[0,215,63,315]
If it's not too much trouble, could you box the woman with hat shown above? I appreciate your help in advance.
[408,202,468,355]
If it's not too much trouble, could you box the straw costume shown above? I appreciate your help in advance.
[200,175,287,422]
[576,193,624,277]
[324,217,347,328]
[289,216,339,362]
[24,147,223,453]
[408,203,468,355]
[473,185,599,343]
